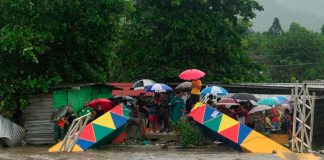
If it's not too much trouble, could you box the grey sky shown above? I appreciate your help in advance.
[252,0,324,32]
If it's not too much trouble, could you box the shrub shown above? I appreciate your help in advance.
[173,119,205,147]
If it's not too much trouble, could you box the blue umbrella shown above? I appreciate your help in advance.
[274,96,289,104]
[257,98,281,106]
[144,83,173,93]
[200,86,229,96]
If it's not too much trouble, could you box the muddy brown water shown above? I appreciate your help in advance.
[0,145,304,160]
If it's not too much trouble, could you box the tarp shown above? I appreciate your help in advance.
[0,115,26,147]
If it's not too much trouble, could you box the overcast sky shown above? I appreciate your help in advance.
[252,0,324,32]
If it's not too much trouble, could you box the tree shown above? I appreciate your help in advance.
[265,22,324,82]
[117,0,264,83]
[0,0,132,115]
[321,24,324,35]
[267,17,283,36]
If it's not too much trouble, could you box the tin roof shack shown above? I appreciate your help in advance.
[53,83,120,112]
[23,83,120,145]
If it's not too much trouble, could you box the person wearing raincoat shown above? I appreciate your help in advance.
[170,91,185,123]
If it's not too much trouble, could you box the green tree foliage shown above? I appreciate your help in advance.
[267,22,324,82]
[321,24,324,35]
[0,0,132,114]
[117,0,265,83]
[266,17,283,36]
[247,22,324,82]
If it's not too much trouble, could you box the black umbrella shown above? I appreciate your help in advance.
[231,93,259,102]
[175,81,192,92]
[50,106,69,122]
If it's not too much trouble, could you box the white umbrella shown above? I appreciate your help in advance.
[248,105,272,114]
[131,79,156,90]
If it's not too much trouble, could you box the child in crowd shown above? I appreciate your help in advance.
[148,95,159,133]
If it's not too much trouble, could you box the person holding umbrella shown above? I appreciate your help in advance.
[190,78,202,106]
[179,69,205,113]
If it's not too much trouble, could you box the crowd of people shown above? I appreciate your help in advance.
[55,78,293,141]
[134,91,186,133]
[205,94,293,138]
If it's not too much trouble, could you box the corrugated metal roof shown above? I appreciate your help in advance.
[108,83,153,96]
[53,82,122,90]
[0,115,26,146]
[236,83,324,89]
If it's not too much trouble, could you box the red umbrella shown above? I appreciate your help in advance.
[179,69,205,80]
[89,98,113,112]
[217,98,239,106]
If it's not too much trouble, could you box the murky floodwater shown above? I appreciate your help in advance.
[0,146,321,160]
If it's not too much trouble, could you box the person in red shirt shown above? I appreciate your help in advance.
[271,108,280,132]
[57,116,66,141]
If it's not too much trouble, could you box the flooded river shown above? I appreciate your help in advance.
[0,146,285,160]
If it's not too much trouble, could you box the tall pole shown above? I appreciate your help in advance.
[292,81,298,151]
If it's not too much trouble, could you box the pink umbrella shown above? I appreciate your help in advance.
[217,98,239,106]
[179,69,205,80]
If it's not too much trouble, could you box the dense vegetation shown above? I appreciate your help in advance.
[1,0,324,115]
[245,18,324,82]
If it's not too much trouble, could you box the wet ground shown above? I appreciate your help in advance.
[0,146,285,160]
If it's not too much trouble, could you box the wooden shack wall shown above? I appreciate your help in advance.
[23,94,55,145]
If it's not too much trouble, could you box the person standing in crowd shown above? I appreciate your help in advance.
[147,95,159,133]
[187,78,202,112]
[64,105,76,134]
[237,105,248,124]
[136,93,149,134]
[282,109,292,139]
[57,116,66,141]
[94,104,104,119]
[228,107,238,120]
[78,101,96,122]
[159,93,170,133]
[207,94,216,107]
[271,107,280,132]
[265,111,273,136]
[170,91,185,123]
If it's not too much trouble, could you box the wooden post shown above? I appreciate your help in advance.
[309,92,315,150]
[300,83,306,152]
[57,113,91,152]
[292,81,298,151]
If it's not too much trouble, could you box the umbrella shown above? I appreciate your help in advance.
[201,86,228,96]
[179,69,205,80]
[275,104,292,112]
[257,98,281,106]
[114,96,135,101]
[175,81,192,91]
[144,83,173,93]
[51,106,69,122]
[131,79,156,90]
[217,98,239,106]
[231,93,259,102]
[89,98,113,112]
[248,105,272,114]
[274,96,289,104]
